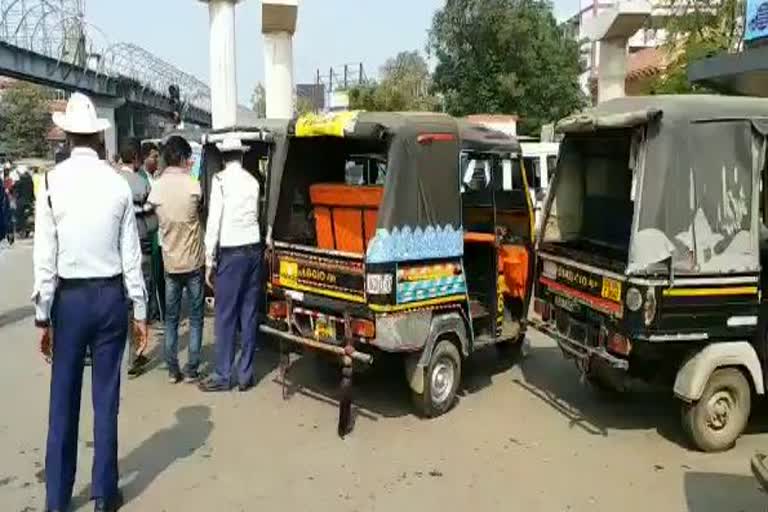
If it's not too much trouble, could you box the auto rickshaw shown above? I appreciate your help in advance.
[531,95,768,452]
[260,111,535,433]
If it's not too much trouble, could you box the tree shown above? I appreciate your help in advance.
[643,0,743,94]
[0,82,51,158]
[348,51,439,111]
[428,0,585,134]
[251,82,266,117]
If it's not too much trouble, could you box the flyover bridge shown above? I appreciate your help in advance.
[0,0,212,154]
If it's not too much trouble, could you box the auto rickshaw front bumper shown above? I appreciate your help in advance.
[529,318,629,371]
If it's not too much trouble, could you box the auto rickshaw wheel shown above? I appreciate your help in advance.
[412,338,462,418]
[681,368,751,452]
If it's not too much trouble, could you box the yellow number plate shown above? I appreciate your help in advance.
[279,261,298,287]
[314,319,336,341]
[601,278,622,302]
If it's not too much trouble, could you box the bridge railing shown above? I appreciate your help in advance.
[0,0,211,113]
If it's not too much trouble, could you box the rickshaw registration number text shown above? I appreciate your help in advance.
[601,278,622,302]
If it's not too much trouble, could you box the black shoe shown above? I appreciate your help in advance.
[198,377,231,392]
[238,378,255,392]
[168,370,183,384]
[127,354,150,378]
[183,368,200,384]
[94,491,124,511]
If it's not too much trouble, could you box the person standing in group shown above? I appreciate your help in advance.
[3,164,15,245]
[199,138,263,392]
[147,136,205,384]
[33,92,147,512]
[14,165,34,238]
[140,141,165,323]
[117,139,158,377]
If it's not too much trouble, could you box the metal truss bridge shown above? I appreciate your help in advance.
[0,0,211,125]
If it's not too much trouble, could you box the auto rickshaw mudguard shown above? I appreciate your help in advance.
[674,341,764,402]
[404,311,469,394]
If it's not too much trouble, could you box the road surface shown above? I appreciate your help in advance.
[0,240,766,511]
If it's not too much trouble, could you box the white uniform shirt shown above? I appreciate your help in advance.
[204,160,261,267]
[33,147,147,322]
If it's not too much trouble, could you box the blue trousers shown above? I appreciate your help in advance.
[213,244,263,386]
[164,269,204,374]
[46,278,127,511]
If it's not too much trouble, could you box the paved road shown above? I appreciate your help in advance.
[0,240,766,511]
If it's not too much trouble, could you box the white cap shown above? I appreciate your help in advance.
[53,92,111,134]
[216,137,249,153]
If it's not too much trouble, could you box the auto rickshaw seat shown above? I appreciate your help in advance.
[309,183,383,253]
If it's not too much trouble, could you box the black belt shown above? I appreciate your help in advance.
[219,243,261,255]
[58,275,122,289]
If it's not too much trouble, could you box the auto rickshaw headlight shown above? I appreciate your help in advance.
[644,288,657,326]
[625,287,643,312]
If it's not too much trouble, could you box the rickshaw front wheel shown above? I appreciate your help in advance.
[682,368,751,452]
[412,339,462,418]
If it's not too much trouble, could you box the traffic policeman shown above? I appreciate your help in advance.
[33,93,148,512]
[199,137,263,392]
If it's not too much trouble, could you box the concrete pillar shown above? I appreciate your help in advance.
[91,96,124,160]
[583,1,650,103]
[597,38,629,102]
[262,1,298,119]
[200,0,239,129]
[96,106,117,158]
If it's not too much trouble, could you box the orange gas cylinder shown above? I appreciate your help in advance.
[498,245,529,299]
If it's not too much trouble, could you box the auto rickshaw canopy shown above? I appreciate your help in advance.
[554,95,768,276]
[267,111,523,264]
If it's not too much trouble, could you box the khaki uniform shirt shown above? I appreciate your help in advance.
[147,167,205,274]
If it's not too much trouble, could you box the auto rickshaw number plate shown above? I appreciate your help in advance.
[314,318,336,341]
[279,260,299,287]
[601,278,622,303]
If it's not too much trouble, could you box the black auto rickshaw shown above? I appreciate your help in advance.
[532,95,768,451]
[260,111,535,432]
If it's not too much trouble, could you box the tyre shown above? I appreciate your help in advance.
[682,368,751,452]
[412,338,462,418]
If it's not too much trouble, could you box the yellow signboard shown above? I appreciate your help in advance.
[295,111,360,138]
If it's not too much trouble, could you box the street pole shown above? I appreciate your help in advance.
[199,0,239,129]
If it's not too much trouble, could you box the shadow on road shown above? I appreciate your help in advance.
[0,305,34,328]
[683,471,765,511]
[277,341,522,426]
[516,344,686,445]
[70,405,213,510]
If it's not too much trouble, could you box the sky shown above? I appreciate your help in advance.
[87,0,580,105]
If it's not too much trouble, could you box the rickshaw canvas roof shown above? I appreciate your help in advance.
[293,111,458,139]
[271,112,524,264]
[557,95,768,134]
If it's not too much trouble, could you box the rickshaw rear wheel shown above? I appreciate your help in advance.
[412,338,462,418]
[681,368,751,452]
